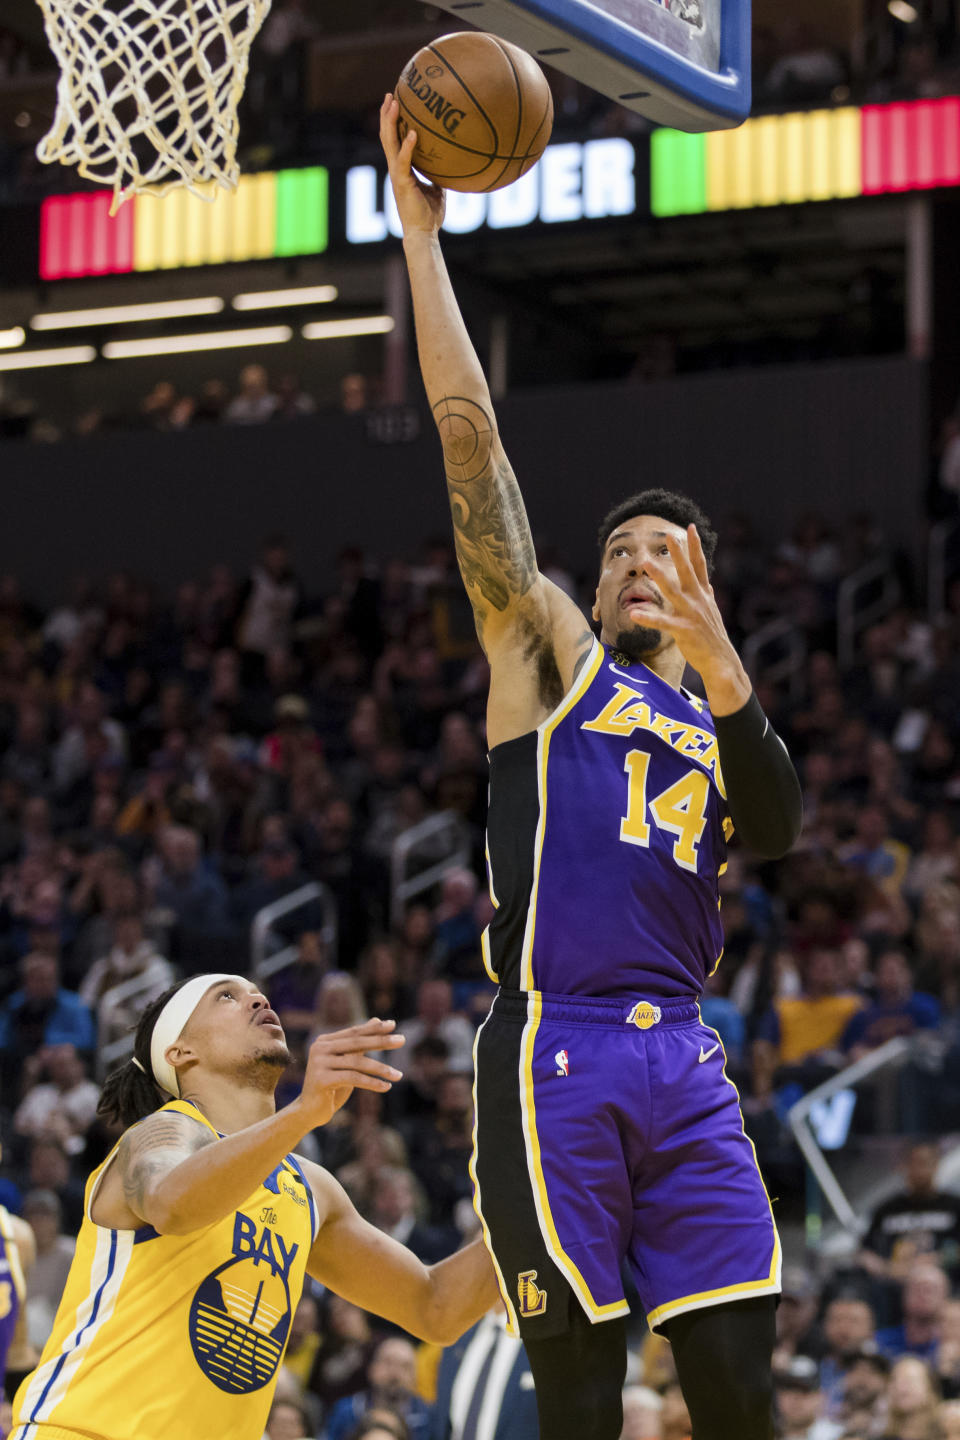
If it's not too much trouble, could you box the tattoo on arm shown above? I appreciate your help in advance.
[117,1114,215,1218]
[433,395,538,622]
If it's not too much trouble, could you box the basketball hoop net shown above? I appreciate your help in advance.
[35,0,272,212]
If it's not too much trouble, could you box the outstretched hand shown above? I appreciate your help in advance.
[299,1017,405,1127]
[642,525,749,705]
[379,93,446,236]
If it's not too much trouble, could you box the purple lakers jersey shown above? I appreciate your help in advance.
[483,641,732,999]
[0,1205,25,1388]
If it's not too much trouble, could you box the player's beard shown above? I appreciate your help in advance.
[238,1045,292,1091]
[613,623,662,658]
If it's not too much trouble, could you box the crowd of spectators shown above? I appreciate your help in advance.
[749,19,960,113]
[0,367,375,448]
[0,502,956,1438]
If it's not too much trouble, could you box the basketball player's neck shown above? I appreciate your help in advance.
[605,634,686,689]
[180,1075,278,1134]
[637,649,686,689]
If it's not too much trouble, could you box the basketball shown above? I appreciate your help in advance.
[395,32,554,194]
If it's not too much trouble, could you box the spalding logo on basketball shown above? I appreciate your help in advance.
[396,31,553,193]
[189,1213,296,1393]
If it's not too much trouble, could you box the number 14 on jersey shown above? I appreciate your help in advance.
[620,751,716,873]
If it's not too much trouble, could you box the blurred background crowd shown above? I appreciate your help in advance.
[0,365,373,447]
[0,495,955,1438]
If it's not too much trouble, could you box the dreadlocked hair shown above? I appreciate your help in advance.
[97,979,189,1129]
[597,488,718,573]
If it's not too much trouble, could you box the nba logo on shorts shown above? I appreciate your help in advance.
[555,1048,569,1077]
[517,1269,548,1317]
[627,1001,662,1030]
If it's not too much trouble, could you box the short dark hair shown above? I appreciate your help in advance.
[844,1346,891,1376]
[597,488,718,573]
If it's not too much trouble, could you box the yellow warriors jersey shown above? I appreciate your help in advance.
[11,1100,317,1440]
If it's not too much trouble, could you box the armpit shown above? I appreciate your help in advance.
[519,620,564,711]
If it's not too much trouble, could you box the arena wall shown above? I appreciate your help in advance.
[0,355,927,600]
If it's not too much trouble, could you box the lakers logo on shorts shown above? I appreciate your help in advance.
[189,1212,297,1394]
[627,1001,662,1030]
[517,1270,548,1317]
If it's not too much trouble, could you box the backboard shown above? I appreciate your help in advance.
[431,0,750,130]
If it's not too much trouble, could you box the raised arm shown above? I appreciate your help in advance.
[303,1162,500,1344]
[93,1020,404,1235]
[380,98,593,740]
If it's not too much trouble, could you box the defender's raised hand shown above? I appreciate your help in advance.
[643,524,751,710]
[299,1017,405,1127]
[379,93,446,236]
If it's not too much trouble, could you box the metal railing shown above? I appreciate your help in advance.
[390,811,472,929]
[742,617,807,700]
[837,557,901,668]
[251,882,337,984]
[788,1037,912,1236]
[928,516,960,618]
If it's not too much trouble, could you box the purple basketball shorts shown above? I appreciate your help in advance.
[471,988,781,1339]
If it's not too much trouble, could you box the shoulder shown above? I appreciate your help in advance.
[119,1105,217,1157]
[292,1154,343,1228]
[94,1106,217,1228]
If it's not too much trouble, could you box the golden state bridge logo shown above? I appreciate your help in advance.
[189,1212,298,1393]
[517,1270,548,1317]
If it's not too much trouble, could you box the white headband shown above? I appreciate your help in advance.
[149,974,241,1097]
